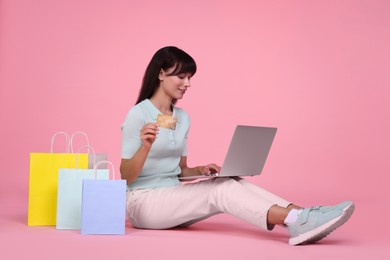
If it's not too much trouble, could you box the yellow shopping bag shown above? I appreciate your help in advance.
[28,132,88,226]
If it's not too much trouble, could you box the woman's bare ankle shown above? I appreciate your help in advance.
[287,204,303,210]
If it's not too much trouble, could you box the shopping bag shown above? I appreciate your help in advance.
[56,146,109,230]
[81,161,126,235]
[28,132,88,226]
[70,131,107,169]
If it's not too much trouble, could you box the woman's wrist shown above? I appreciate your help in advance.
[180,166,201,177]
[140,143,152,153]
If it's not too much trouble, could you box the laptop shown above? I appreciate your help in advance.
[179,125,277,180]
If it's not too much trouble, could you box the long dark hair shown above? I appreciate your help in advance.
[136,46,197,106]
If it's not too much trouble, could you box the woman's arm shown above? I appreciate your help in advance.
[178,156,221,180]
[120,122,158,184]
[120,146,150,184]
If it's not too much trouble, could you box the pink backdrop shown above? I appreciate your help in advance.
[1,0,389,258]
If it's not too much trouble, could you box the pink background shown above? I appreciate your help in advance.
[1,0,389,259]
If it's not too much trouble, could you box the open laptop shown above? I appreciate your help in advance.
[179,125,277,180]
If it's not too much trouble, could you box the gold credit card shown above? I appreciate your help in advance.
[156,114,177,130]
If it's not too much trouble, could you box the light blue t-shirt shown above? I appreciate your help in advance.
[121,99,190,190]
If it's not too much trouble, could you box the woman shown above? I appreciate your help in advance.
[120,46,354,245]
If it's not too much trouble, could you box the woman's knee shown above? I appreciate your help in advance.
[209,177,241,202]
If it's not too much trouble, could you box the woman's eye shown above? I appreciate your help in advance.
[177,74,191,80]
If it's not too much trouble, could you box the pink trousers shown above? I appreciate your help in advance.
[126,177,291,230]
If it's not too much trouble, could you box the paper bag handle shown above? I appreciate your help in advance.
[70,131,90,153]
[50,132,70,153]
[75,145,96,168]
[94,160,115,180]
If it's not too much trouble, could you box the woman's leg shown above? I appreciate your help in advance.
[235,177,303,213]
[267,205,291,225]
[126,182,222,230]
[126,177,287,230]
[234,177,293,208]
[126,177,354,245]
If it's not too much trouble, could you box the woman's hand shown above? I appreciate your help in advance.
[140,123,159,149]
[120,123,158,184]
[199,164,221,176]
[178,157,221,181]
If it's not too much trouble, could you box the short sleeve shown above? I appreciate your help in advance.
[121,106,145,159]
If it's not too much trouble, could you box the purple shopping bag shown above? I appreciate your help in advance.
[80,161,126,235]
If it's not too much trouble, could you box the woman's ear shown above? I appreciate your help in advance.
[158,69,164,81]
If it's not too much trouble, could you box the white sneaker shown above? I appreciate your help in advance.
[287,204,354,246]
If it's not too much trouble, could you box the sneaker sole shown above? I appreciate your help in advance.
[289,203,355,246]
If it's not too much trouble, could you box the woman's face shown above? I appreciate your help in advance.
[158,67,192,100]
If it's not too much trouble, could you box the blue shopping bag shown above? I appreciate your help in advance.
[81,161,126,235]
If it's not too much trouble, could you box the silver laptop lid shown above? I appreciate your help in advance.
[219,125,277,177]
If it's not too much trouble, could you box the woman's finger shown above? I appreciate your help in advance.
[207,164,221,173]
[143,128,158,136]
